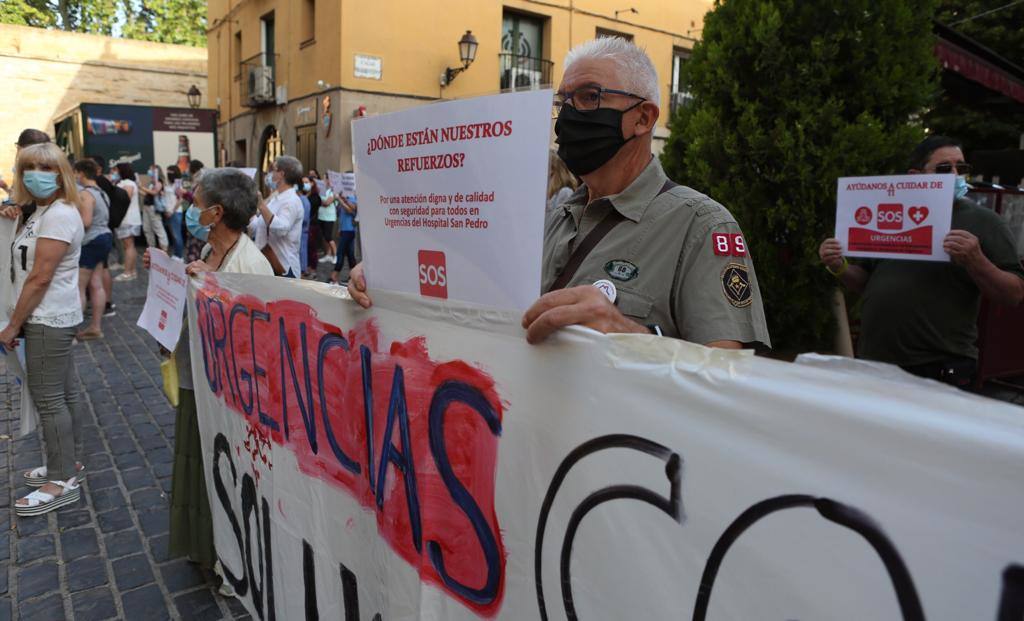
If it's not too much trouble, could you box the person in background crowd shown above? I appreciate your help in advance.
[147,168,273,587]
[250,155,303,277]
[86,155,128,317]
[139,164,170,254]
[182,160,206,262]
[308,169,320,181]
[317,177,338,264]
[349,37,771,349]
[0,143,86,516]
[72,159,112,340]
[113,162,142,281]
[164,165,184,259]
[547,148,578,211]
[818,135,1024,389]
[331,192,358,284]
[4,129,52,215]
[301,175,322,277]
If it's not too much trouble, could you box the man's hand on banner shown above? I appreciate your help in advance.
[521,285,647,344]
[348,263,373,308]
[0,205,21,219]
[142,248,152,270]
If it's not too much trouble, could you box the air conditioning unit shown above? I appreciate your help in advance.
[503,68,543,90]
[248,66,274,103]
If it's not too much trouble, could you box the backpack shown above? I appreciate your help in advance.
[97,176,130,229]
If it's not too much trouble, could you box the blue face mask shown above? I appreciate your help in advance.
[302,182,312,192]
[954,176,969,200]
[185,204,211,242]
[23,171,59,200]
[110,172,121,183]
[265,172,277,191]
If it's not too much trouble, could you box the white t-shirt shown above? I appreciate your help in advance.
[162,182,178,214]
[247,187,303,277]
[10,199,85,328]
[118,179,142,226]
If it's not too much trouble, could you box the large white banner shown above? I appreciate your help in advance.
[351,90,551,310]
[189,274,1024,621]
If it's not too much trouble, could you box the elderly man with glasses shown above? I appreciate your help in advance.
[350,38,771,349]
[819,135,1024,388]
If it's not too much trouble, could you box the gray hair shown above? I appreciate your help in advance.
[196,168,260,230]
[274,155,304,186]
[564,37,660,106]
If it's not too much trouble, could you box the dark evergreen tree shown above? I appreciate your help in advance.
[662,0,939,352]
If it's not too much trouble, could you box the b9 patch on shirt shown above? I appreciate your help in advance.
[712,233,747,257]
[721,263,752,308]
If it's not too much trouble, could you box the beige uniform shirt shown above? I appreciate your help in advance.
[541,158,770,347]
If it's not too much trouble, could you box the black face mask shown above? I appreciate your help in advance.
[555,102,641,176]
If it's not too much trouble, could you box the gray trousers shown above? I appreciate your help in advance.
[24,323,82,481]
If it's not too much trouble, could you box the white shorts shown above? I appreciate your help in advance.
[116,224,141,239]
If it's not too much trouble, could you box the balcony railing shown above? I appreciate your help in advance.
[240,53,279,108]
[499,53,554,91]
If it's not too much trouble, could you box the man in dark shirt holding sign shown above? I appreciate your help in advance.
[819,136,1024,387]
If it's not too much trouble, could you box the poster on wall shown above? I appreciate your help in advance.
[78,104,216,173]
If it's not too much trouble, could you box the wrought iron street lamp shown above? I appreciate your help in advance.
[441,31,478,87]
[187,85,202,109]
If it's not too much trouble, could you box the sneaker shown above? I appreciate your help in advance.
[108,262,124,272]
[103,303,117,317]
[319,255,334,263]
[114,272,137,282]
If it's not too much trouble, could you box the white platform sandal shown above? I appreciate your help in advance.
[15,480,81,516]
[24,463,86,487]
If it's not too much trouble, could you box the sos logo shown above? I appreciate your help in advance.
[876,203,904,230]
[418,250,448,299]
[854,207,872,225]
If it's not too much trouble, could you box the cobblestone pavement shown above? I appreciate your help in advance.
[0,270,251,621]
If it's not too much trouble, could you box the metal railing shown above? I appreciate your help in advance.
[669,90,694,116]
[499,53,554,91]
[240,53,279,108]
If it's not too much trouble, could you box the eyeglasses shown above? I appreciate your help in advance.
[552,86,647,118]
[933,162,972,175]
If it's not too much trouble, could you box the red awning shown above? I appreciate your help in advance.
[935,38,1024,104]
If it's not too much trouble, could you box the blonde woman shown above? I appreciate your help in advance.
[0,143,86,516]
[547,149,578,211]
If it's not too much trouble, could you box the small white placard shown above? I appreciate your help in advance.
[835,174,956,262]
[354,54,382,80]
[137,249,188,350]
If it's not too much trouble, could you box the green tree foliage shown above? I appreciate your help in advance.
[928,0,1024,152]
[0,0,205,46]
[662,0,938,352]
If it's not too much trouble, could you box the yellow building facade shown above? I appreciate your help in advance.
[207,0,707,173]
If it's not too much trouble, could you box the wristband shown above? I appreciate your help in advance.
[826,257,848,277]
[647,324,663,336]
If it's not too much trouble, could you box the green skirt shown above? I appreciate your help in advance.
[168,388,216,569]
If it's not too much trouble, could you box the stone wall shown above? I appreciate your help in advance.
[0,24,207,182]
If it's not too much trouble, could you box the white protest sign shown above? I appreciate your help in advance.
[836,174,955,261]
[137,249,188,350]
[0,216,39,436]
[327,170,354,196]
[352,90,551,310]
[190,273,1024,621]
[314,179,327,196]
[228,167,258,180]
